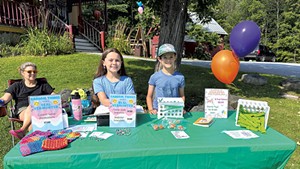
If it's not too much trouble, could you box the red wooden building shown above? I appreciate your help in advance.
[187,13,228,58]
[0,0,107,51]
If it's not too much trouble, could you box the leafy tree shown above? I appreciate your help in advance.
[82,0,132,25]
[261,0,284,45]
[146,0,219,69]
[134,7,160,40]
[186,24,222,59]
[84,1,218,65]
[81,0,300,63]
[213,0,300,63]
[275,0,300,62]
[213,0,241,49]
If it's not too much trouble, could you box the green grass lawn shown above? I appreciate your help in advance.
[0,53,299,168]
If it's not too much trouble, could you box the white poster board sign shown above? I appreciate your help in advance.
[204,88,228,118]
[30,95,63,131]
[109,94,136,128]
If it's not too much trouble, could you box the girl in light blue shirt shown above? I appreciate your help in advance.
[93,48,135,107]
[146,44,185,115]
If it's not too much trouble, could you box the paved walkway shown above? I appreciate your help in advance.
[90,53,300,78]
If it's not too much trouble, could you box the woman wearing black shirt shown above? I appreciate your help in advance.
[0,62,55,139]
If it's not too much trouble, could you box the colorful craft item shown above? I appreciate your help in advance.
[20,130,52,143]
[50,129,80,142]
[42,138,68,151]
[66,132,82,141]
[19,129,81,156]
[20,138,46,156]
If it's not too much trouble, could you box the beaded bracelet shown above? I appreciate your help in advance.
[116,128,131,136]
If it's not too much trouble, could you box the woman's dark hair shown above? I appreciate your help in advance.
[94,48,127,79]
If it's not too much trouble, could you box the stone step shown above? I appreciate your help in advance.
[74,37,100,52]
[75,48,100,53]
[74,38,89,43]
[75,45,99,51]
[75,41,95,47]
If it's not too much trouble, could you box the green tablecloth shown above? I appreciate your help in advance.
[3,111,296,169]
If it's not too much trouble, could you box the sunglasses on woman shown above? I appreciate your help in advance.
[23,70,38,74]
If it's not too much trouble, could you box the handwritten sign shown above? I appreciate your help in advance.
[204,88,228,118]
[109,94,136,128]
[30,95,63,131]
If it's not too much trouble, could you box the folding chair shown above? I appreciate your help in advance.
[0,105,7,117]
[7,78,47,145]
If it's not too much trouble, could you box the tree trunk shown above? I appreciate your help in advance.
[155,0,188,71]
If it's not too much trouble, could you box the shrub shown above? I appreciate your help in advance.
[0,32,21,46]
[107,18,132,55]
[20,28,74,56]
[0,44,22,57]
[186,24,222,60]
[58,33,74,54]
[194,44,211,60]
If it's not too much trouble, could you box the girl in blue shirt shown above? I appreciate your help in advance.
[146,44,185,115]
[93,48,135,107]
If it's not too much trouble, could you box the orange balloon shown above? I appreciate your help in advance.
[211,50,240,84]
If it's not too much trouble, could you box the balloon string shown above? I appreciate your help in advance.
[230,83,237,87]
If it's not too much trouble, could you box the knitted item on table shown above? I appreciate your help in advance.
[51,129,72,135]
[50,129,81,142]
[19,129,81,156]
[20,130,52,144]
[66,132,81,142]
[50,129,72,138]
[19,130,52,156]
[20,137,47,156]
[42,137,68,151]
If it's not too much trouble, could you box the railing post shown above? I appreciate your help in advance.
[78,15,83,33]
[68,25,75,50]
[7,1,11,24]
[11,2,15,25]
[15,2,19,26]
[100,31,105,51]
[3,1,7,24]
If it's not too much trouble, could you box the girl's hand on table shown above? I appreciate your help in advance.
[149,109,157,115]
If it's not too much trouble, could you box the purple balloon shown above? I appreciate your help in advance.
[230,21,261,58]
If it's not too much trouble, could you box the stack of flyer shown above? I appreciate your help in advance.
[193,117,214,127]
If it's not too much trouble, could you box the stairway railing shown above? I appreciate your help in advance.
[46,10,73,44]
[0,1,38,27]
[78,17,105,51]
[0,0,74,48]
[0,0,107,51]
